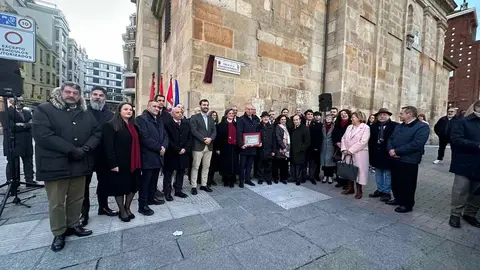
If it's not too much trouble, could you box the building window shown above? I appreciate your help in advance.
[109,81,116,86]
[40,88,43,96]
[86,77,93,82]
[31,63,36,78]
[39,49,43,63]
[46,89,50,100]
[46,72,50,84]
[46,54,50,66]
[52,57,56,68]
[100,79,107,85]
[109,66,116,71]
[449,71,454,77]
[87,69,93,75]
[100,71,107,77]
[40,68,44,82]
[164,0,172,41]
[109,73,116,79]
[100,63,108,69]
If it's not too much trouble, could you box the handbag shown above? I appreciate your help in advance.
[336,155,359,182]
[332,148,342,162]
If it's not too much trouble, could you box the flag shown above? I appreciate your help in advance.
[149,73,156,100]
[174,79,180,106]
[166,77,174,111]
[158,75,164,96]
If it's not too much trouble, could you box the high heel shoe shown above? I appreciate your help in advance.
[125,205,135,219]
[118,213,130,222]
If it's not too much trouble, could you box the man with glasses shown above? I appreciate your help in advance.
[268,110,276,124]
[433,107,458,164]
[32,82,101,251]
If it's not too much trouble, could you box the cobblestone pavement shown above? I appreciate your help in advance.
[0,140,479,269]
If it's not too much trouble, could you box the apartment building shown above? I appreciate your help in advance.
[85,59,124,102]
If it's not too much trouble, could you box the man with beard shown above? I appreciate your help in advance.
[189,99,216,194]
[32,82,101,251]
[79,86,117,226]
[136,100,169,215]
[155,94,172,124]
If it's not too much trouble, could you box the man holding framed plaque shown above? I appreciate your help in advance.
[236,104,261,187]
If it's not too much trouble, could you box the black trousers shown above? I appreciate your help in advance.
[258,159,272,182]
[390,160,419,209]
[322,166,335,177]
[253,155,260,178]
[437,138,449,160]
[239,155,254,183]
[163,169,185,194]
[290,163,304,183]
[273,158,289,181]
[81,173,109,216]
[139,168,160,208]
[6,155,34,182]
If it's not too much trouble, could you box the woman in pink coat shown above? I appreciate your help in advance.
[341,111,370,199]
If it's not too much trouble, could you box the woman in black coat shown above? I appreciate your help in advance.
[448,100,480,228]
[290,115,311,185]
[103,103,141,222]
[273,115,290,184]
[332,109,352,188]
[207,110,220,186]
[216,109,240,187]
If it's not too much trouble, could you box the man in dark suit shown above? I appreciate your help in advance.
[136,100,169,216]
[163,107,192,201]
[304,109,322,184]
[237,103,261,187]
[189,99,216,195]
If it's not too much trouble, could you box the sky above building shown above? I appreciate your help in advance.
[47,0,136,66]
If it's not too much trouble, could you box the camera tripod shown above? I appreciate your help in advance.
[0,96,44,218]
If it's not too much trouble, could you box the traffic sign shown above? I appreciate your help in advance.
[0,12,36,63]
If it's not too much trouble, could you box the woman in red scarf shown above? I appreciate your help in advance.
[216,109,240,187]
[103,103,141,222]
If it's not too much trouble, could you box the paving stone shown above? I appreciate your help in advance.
[121,214,211,251]
[62,259,99,270]
[334,207,395,232]
[211,194,238,208]
[98,240,182,269]
[281,204,327,223]
[377,223,445,253]
[36,232,122,269]
[344,233,427,269]
[160,249,244,270]
[290,216,370,252]
[312,197,352,213]
[240,213,291,236]
[177,224,252,258]
[299,247,383,270]
[424,240,480,269]
[235,198,285,217]
[228,229,325,270]
[201,206,255,228]
[0,247,45,269]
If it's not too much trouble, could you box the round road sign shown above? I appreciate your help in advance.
[18,19,33,30]
[5,31,23,45]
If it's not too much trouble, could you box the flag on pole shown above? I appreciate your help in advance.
[149,72,156,100]
[158,75,164,96]
[174,79,180,106]
[166,77,174,111]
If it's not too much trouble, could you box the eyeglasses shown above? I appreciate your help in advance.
[448,111,455,113]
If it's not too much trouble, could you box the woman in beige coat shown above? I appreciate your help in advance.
[341,111,371,199]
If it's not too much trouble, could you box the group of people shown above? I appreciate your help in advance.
[2,81,479,253]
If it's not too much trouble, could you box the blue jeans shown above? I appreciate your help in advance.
[375,169,392,193]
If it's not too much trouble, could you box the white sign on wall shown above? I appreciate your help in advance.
[0,12,36,62]
[216,57,246,75]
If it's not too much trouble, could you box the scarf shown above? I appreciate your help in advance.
[474,111,480,118]
[325,122,332,134]
[279,124,290,146]
[377,120,388,144]
[127,123,141,172]
[340,119,348,128]
[227,122,237,145]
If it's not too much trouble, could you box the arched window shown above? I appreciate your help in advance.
[407,5,414,34]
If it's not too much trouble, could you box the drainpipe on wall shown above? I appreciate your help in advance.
[321,0,330,94]
[153,0,166,95]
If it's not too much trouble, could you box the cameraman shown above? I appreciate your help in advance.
[2,97,36,186]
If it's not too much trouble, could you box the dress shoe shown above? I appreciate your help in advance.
[210,180,217,186]
[334,183,343,188]
[200,186,213,192]
[296,181,301,186]
[98,207,118,216]
[128,213,135,219]
[368,190,384,198]
[175,191,188,198]
[25,181,40,188]
[224,182,229,187]
[148,199,165,205]
[449,215,461,228]
[273,180,279,184]
[138,206,154,216]
[229,183,234,188]
[165,194,174,201]
[65,225,93,237]
[239,182,244,188]
[394,206,412,213]
[245,180,256,186]
[380,194,391,202]
[79,214,89,227]
[385,199,399,205]
[258,180,263,185]
[191,188,198,195]
[280,180,287,185]
[51,235,66,252]
[118,213,131,222]
[267,181,272,185]
[310,178,317,185]
[463,215,480,228]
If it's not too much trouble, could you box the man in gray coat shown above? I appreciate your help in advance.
[189,99,216,195]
